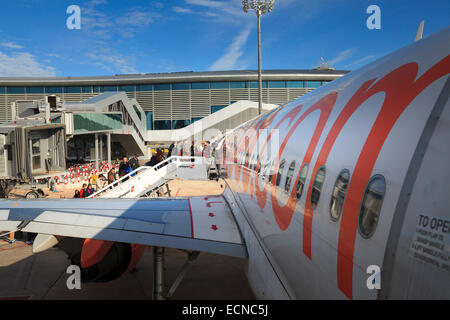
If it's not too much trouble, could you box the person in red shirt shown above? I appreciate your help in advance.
[79,184,87,198]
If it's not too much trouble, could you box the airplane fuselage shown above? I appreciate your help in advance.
[217,27,450,299]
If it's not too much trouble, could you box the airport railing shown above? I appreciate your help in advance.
[89,156,209,199]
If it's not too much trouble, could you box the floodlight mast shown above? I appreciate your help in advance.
[242,0,275,115]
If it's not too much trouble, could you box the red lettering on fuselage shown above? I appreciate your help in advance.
[253,104,304,209]
[270,92,337,230]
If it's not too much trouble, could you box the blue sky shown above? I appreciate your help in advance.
[0,0,448,77]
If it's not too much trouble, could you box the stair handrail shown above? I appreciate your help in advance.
[88,156,197,198]
[89,165,149,198]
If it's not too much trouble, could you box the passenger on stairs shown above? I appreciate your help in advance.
[96,174,107,190]
[168,141,177,157]
[129,154,140,171]
[203,141,211,158]
[79,184,88,198]
[119,157,129,178]
[182,140,190,156]
[85,184,95,197]
[108,168,116,185]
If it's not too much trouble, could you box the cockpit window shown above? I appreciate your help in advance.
[330,169,350,221]
[358,175,386,238]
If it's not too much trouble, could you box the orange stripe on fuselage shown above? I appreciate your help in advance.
[335,57,450,299]
[271,92,337,231]
[223,56,450,300]
[253,104,304,210]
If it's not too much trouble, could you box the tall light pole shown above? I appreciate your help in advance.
[242,0,274,115]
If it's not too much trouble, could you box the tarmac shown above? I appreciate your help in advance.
[0,179,255,300]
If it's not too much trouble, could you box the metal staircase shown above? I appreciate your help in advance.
[89,156,211,199]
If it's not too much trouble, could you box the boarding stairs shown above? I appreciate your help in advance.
[89,156,212,199]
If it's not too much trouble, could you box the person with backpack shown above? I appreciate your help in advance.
[85,184,95,197]
[128,154,140,171]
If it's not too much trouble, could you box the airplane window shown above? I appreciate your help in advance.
[262,161,268,176]
[245,136,250,166]
[233,137,237,163]
[285,161,296,192]
[330,169,350,221]
[311,167,326,209]
[251,154,256,171]
[295,163,309,199]
[358,175,386,238]
[268,160,275,183]
[276,159,286,186]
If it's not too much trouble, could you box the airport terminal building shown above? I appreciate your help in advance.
[0,69,348,165]
[0,69,348,131]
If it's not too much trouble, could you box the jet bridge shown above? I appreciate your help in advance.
[0,121,67,198]
[63,92,148,157]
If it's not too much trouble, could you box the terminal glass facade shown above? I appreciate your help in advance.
[73,113,123,133]
[0,71,345,127]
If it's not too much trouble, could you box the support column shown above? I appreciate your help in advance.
[153,246,165,300]
[94,133,99,171]
[99,135,103,163]
[107,133,111,168]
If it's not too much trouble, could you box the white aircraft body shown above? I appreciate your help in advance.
[1,26,449,300]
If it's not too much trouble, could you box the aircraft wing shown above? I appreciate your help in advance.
[0,195,247,258]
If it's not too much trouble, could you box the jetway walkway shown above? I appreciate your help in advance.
[89,156,213,199]
[64,92,148,156]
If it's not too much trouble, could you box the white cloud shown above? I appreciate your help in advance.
[328,48,357,67]
[209,24,252,71]
[82,0,161,39]
[173,6,194,13]
[344,55,376,69]
[1,42,24,49]
[116,10,156,27]
[0,51,56,77]
[177,0,249,23]
[86,52,137,74]
[185,0,225,8]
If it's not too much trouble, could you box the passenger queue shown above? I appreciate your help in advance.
[71,140,212,198]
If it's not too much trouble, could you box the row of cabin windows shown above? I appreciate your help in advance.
[292,163,384,238]
[237,150,385,239]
